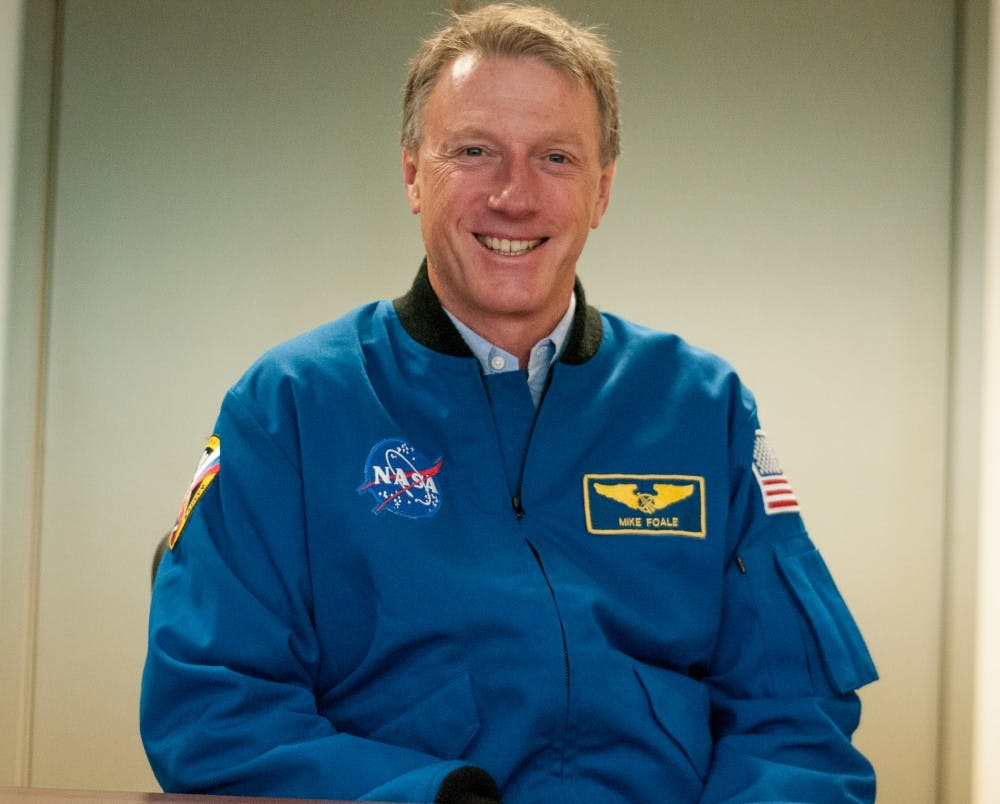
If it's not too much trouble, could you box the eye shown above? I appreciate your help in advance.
[547,153,567,164]
[464,147,484,157]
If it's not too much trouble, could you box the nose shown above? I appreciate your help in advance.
[488,156,539,217]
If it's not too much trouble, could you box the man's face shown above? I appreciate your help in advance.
[403,55,615,342]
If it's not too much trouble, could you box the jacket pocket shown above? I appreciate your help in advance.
[776,547,878,695]
[367,671,481,760]
[633,664,712,782]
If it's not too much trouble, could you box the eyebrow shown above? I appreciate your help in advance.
[443,126,590,149]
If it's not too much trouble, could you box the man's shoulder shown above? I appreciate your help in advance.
[230,300,389,395]
[595,310,754,418]
[597,309,737,377]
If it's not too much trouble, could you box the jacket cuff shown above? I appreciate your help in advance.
[434,766,502,803]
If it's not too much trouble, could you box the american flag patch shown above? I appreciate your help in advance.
[752,430,800,515]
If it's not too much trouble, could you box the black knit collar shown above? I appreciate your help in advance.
[392,260,602,365]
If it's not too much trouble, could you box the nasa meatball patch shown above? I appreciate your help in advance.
[357,437,443,519]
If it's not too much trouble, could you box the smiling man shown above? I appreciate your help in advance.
[141,4,878,803]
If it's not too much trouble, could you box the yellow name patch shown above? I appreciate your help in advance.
[583,474,706,537]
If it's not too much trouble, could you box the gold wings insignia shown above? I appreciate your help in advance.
[593,482,695,514]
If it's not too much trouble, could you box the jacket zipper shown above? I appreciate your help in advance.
[525,538,572,758]
[512,495,525,519]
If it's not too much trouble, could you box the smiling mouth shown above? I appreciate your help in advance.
[475,234,546,256]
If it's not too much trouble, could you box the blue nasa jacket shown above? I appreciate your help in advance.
[141,265,878,803]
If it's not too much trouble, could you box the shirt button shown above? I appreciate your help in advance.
[490,355,506,371]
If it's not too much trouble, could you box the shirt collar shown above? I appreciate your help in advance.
[392,261,604,365]
[444,294,577,406]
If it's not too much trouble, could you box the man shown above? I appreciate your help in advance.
[141,4,878,803]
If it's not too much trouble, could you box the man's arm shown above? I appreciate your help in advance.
[698,418,878,803]
[140,389,498,803]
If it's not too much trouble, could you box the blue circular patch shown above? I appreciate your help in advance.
[357,437,443,519]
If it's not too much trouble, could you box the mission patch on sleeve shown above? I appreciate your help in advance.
[168,435,221,549]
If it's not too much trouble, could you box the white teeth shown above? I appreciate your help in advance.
[476,235,542,255]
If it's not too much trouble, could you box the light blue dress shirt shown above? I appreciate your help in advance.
[444,295,576,407]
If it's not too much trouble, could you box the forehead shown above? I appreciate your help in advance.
[424,54,600,141]
[436,53,588,102]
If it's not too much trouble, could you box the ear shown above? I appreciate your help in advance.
[402,149,421,214]
[590,160,616,228]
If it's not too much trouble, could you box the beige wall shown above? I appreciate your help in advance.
[0,1,990,802]
[942,2,988,802]
[0,0,22,410]
[0,0,23,779]
[973,2,1000,799]
[1,0,51,786]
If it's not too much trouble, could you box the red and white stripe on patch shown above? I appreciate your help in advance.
[751,429,800,515]
[169,434,221,548]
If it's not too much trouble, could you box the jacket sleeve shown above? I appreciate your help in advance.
[698,404,879,803]
[140,387,485,803]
